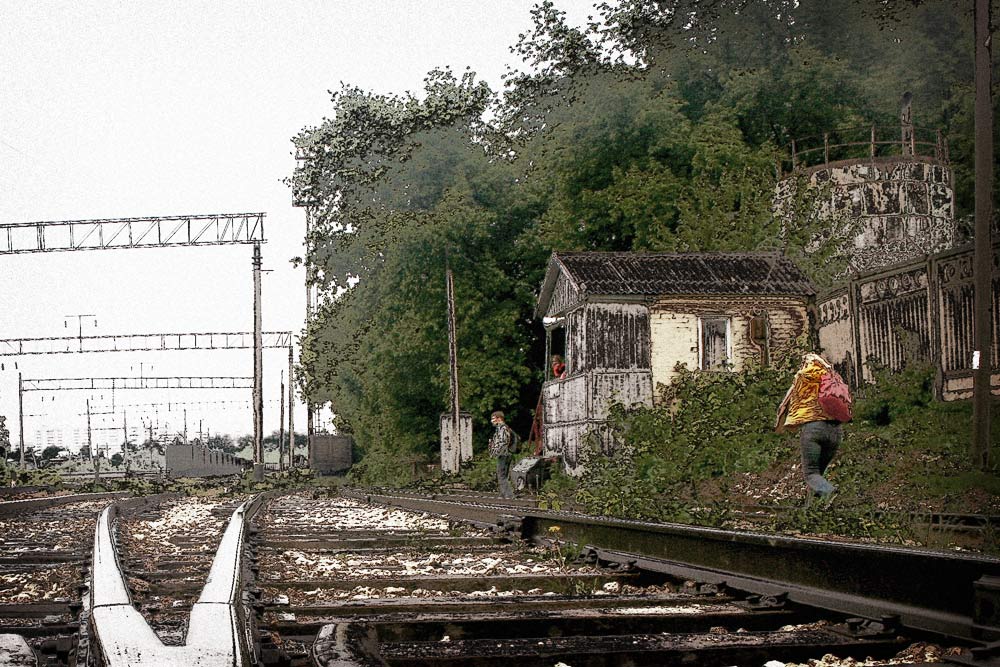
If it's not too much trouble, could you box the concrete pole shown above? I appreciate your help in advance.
[17,373,24,470]
[123,411,129,475]
[288,346,295,470]
[278,369,285,471]
[446,268,460,425]
[972,0,994,469]
[88,398,99,486]
[304,207,314,467]
[252,243,264,482]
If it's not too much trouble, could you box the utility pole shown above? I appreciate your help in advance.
[123,411,130,475]
[278,368,286,471]
[87,398,99,486]
[440,266,471,473]
[288,346,295,470]
[17,373,24,470]
[972,0,994,469]
[447,268,460,427]
[252,243,264,481]
[304,208,314,468]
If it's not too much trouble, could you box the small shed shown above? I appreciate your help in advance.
[536,251,815,471]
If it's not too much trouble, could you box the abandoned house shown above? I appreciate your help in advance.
[535,251,815,471]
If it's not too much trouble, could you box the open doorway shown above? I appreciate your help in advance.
[544,318,568,381]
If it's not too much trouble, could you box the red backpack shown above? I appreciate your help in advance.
[818,369,853,423]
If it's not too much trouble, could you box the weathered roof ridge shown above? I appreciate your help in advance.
[537,250,815,317]
[553,250,788,258]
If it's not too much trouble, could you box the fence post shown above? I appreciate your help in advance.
[790,139,797,169]
[824,132,830,165]
[870,125,876,160]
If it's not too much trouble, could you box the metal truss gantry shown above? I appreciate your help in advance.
[21,376,254,392]
[0,331,292,355]
[0,212,265,255]
[3,211,276,477]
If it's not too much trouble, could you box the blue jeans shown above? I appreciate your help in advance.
[800,421,842,496]
[496,455,514,499]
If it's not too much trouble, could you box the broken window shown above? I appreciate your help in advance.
[700,317,731,370]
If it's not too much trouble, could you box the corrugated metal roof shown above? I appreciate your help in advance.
[555,251,815,297]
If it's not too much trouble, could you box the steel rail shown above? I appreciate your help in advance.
[341,487,1000,644]
[88,494,265,666]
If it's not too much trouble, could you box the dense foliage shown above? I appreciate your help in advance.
[291,0,997,486]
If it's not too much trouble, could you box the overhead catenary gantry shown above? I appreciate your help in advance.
[0,212,264,254]
[1,212,274,477]
[21,376,254,392]
[0,331,292,355]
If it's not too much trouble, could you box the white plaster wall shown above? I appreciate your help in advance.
[650,312,699,391]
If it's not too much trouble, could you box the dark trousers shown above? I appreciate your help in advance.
[800,420,842,496]
[496,455,514,499]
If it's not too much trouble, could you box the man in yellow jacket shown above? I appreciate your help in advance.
[776,353,842,501]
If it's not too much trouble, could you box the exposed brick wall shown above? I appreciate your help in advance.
[649,297,810,393]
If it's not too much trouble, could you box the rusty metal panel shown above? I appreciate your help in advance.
[309,434,353,474]
[583,303,651,370]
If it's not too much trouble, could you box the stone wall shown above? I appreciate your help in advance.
[775,157,958,274]
[165,444,246,478]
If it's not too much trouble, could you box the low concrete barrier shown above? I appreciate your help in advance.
[165,444,247,479]
[0,491,131,518]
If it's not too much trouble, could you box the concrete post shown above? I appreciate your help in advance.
[278,369,285,471]
[288,346,295,470]
[17,373,24,470]
[252,243,264,482]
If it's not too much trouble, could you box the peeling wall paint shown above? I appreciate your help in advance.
[817,242,1000,400]
[775,158,959,274]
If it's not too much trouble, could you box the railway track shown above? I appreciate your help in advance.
[245,489,984,667]
[374,488,1000,549]
[2,487,998,665]
[0,492,130,667]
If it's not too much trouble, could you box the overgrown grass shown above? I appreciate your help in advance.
[538,357,1000,551]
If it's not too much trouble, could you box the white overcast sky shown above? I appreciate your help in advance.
[0,0,596,451]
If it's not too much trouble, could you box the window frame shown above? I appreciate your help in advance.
[697,316,733,371]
